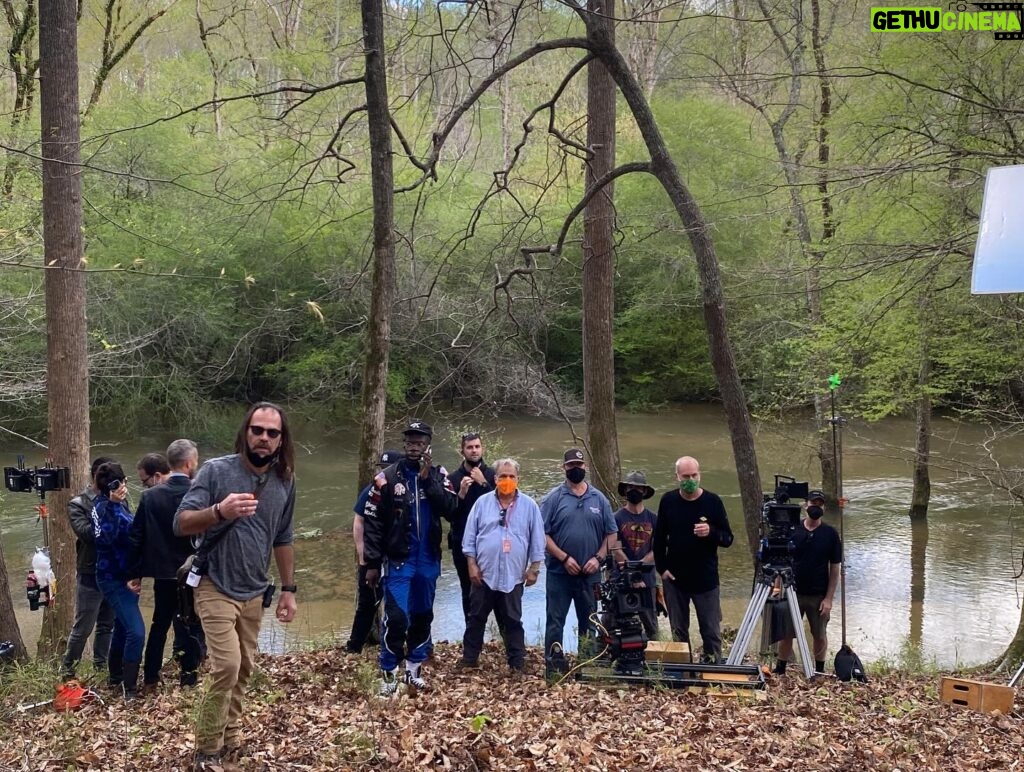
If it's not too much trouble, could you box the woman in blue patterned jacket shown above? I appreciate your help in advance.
[91,461,145,699]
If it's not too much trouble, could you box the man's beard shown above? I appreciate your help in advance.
[246,447,278,469]
[464,457,482,468]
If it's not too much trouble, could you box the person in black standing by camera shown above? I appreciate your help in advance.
[653,456,733,663]
[774,489,842,675]
[447,432,495,624]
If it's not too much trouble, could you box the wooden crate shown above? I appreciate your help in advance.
[645,641,691,664]
[940,677,1015,715]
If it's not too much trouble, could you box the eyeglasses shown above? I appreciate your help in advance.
[249,425,282,439]
[461,432,481,443]
[140,475,154,487]
[499,508,508,528]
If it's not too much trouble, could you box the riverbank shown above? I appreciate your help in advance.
[1,642,1021,771]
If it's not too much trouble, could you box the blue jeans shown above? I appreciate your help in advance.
[98,578,146,664]
[544,570,600,660]
[379,556,441,671]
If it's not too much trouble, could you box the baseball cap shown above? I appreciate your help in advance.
[808,489,826,502]
[402,420,433,438]
[563,447,585,464]
[378,449,402,465]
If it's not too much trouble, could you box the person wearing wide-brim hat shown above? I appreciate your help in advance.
[612,471,661,638]
[616,471,655,501]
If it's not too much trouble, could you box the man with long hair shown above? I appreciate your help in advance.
[174,403,298,771]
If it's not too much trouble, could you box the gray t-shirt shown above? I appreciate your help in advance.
[174,454,295,601]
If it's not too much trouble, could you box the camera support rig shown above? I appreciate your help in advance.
[725,475,816,679]
[726,565,814,679]
[575,557,766,690]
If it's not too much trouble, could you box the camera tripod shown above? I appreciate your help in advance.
[725,565,815,679]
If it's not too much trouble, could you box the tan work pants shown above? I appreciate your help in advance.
[194,579,264,755]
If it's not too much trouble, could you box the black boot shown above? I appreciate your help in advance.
[121,661,140,701]
[107,648,124,690]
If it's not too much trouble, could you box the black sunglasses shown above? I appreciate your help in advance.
[249,425,282,439]
[499,508,508,528]
[461,432,481,443]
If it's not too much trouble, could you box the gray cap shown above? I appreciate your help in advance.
[617,470,655,499]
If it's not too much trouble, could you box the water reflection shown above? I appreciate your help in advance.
[2,407,1023,668]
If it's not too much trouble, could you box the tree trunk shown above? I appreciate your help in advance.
[357,0,396,489]
[38,0,90,656]
[809,0,837,505]
[588,28,762,557]
[582,0,620,499]
[909,351,931,520]
[0,538,28,661]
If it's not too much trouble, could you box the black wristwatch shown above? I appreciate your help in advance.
[280,584,297,594]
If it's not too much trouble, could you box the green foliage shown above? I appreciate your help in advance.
[2,1,1023,428]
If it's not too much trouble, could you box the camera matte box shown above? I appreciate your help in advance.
[940,677,1015,715]
[645,641,691,664]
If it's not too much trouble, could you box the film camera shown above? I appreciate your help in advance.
[757,475,808,570]
[4,458,70,497]
[595,557,655,674]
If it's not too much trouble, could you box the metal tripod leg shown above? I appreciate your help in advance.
[785,585,815,679]
[1009,658,1024,688]
[726,582,773,666]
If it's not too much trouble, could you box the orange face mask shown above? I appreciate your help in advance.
[496,478,518,496]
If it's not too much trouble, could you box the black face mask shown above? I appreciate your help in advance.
[464,457,482,468]
[246,448,278,469]
[566,467,586,485]
[625,489,645,505]
[807,505,824,520]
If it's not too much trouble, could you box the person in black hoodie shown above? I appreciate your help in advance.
[653,456,733,663]
[129,439,204,689]
[446,432,495,623]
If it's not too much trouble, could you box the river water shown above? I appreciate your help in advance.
[2,407,1022,668]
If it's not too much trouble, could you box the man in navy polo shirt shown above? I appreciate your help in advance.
[541,447,617,673]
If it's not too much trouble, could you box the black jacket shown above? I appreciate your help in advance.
[363,459,457,570]
[128,474,195,579]
[446,461,495,551]
[68,487,99,575]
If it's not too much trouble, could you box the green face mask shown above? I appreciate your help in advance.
[679,478,699,494]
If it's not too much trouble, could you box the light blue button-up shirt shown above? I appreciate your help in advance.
[462,491,545,594]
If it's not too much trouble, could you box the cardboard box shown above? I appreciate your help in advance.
[940,677,1015,715]
[645,641,691,664]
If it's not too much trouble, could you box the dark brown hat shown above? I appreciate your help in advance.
[617,471,655,499]
[563,447,585,464]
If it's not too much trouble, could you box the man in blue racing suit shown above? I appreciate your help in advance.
[363,420,457,695]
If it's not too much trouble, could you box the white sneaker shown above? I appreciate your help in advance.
[378,667,400,697]
[404,661,428,690]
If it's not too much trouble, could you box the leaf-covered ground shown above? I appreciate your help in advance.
[1,643,1021,771]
